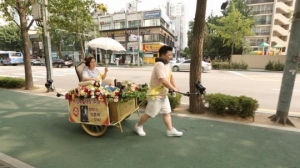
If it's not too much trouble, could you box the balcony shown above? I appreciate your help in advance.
[250,10,273,15]
[246,0,274,5]
[255,31,270,36]
[255,20,272,25]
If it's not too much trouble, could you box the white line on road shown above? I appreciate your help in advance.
[0,75,20,78]
[272,89,300,92]
[228,71,255,80]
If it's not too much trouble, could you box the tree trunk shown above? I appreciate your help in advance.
[20,10,34,90]
[80,36,85,61]
[229,43,234,64]
[189,0,207,114]
[58,44,62,59]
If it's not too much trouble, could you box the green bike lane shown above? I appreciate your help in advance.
[1,89,300,168]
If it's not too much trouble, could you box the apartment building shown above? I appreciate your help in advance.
[246,0,295,55]
[96,7,176,64]
[168,1,188,58]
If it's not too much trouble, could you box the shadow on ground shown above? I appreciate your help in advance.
[0,89,300,168]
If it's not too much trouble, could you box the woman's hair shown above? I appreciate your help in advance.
[85,56,95,67]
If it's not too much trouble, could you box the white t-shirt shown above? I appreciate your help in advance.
[82,67,101,78]
[148,62,171,96]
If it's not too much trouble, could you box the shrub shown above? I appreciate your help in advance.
[265,61,284,71]
[273,61,284,71]
[212,61,248,70]
[204,93,259,118]
[98,62,105,66]
[168,93,182,110]
[0,77,25,88]
[238,96,259,118]
[265,60,274,70]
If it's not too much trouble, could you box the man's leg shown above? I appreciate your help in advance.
[137,113,150,127]
[163,113,173,131]
[160,97,183,137]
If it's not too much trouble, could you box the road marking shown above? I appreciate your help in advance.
[272,89,300,92]
[0,75,20,78]
[228,71,255,80]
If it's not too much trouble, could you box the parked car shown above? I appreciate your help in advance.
[31,59,45,66]
[171,59,212,72]
[52,59,73,68]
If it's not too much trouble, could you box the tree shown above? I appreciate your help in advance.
[182,47,191,58]
[48,0,100,60]
[0,0,36,90]
[189,0,207,114]
[0,23,22,51]
[208,3,254,63]
[187,20,194,50]
[222,0,253,18]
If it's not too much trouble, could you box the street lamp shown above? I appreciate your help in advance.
[32,0,54,92]
[136,0,141,66]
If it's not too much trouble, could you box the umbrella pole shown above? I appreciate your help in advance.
[95,47,98,63]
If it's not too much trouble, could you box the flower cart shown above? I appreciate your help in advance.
[65,81,148,137]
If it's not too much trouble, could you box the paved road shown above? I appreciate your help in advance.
[0,89,300,168]
[0,65,299,113]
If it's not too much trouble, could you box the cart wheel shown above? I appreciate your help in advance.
[81,124,108,137]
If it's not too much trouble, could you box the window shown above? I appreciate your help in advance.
[101,24,110,30]
[255,15,272,25]
[114,21,126,29]
[144,19,160,26]
[183,60,190,63]
[144,34,159,42]
[128,20,141,28]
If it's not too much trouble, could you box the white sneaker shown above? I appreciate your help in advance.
[135,124,146,136]
[167,128,183,137]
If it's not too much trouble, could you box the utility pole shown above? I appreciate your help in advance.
[42,0,54,91]
[136,0,141,66]
[270,0,300,125]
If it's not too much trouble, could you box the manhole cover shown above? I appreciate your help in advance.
[0,160,16,168]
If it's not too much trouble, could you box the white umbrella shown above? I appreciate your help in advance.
[86,37,126,51]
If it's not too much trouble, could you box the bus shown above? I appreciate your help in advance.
[0,51,24,66]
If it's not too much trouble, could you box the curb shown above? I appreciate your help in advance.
[0,153,34,168]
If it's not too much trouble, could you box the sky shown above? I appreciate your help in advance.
[95,0,224,22]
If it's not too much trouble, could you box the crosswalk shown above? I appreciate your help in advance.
[0,67,116,81]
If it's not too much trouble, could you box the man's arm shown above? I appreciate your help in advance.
[170,74,177,89]
[159,78,178,91]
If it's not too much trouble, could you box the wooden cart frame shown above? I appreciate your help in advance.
[72,62,145,137]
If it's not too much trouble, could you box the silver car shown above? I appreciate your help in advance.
[171,59,212,72]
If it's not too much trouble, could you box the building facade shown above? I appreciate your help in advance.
[169,2,188,58]
[97,9,176,64]
[246,0,296,55]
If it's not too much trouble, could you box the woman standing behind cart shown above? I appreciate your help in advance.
[82,56,108,84]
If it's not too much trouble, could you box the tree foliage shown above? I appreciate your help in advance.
[0,23,22,51]
[48,0,103,59]
[208,3,254,62]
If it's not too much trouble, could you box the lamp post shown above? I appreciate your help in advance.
[34,0,53,92]
[136,0,141,66]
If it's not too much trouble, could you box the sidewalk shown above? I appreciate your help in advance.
[1,89,300,168]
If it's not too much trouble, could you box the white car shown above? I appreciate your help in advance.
[171,59,212,72]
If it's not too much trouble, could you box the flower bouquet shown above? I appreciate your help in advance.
[65,81,148,103]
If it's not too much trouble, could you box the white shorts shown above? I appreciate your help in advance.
[145,96,171,118]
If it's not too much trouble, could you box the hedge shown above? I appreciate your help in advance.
[204,93,259,118]
[0,77,25,88]
[212,61,248,70]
